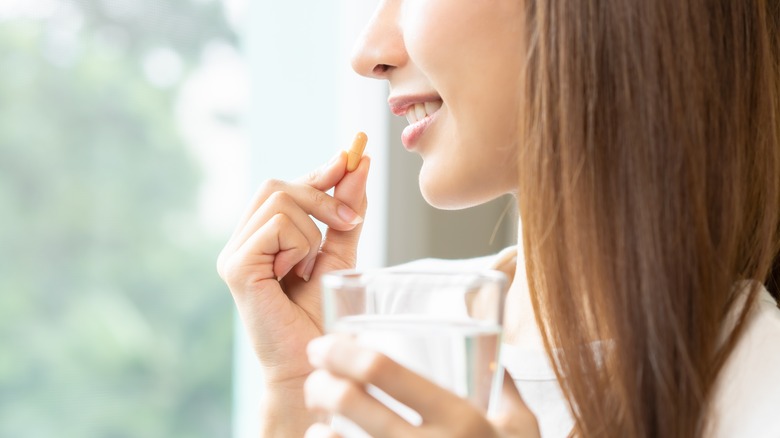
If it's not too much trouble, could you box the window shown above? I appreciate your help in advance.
[1,0,246,436]
[1,1,515,436]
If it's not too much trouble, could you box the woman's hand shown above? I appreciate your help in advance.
[303,335,541,438]
[217,152,370,386]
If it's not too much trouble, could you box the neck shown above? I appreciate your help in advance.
[502,220,544,349]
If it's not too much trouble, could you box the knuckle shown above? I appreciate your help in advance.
[268,212,290,229]
[356,351,390,383]
[309,189,328,207]
[256,179,282,199]
[332,381,361,413]
[266,190,292,207]
[221,255,244,291]
[305,168,321,184]
[255,179,279,197]
[313,228,323,249]
[299,242,312,258]
[307,225,323,246]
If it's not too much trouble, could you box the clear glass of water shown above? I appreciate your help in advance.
[320,270,508,437]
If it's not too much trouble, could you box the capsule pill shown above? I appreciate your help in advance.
[346,131,368,172]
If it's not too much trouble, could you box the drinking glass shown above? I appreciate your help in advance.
[320,269,508,437]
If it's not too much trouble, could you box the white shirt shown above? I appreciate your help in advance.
[401,252,780,438]
[707,284,780,438]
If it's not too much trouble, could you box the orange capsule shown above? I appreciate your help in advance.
[346,131,368,172]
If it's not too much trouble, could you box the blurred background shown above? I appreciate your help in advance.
[1,0,244,436]
[0,1,515,437]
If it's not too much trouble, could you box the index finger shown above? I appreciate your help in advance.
[231,151,349,238]
[296,150,349,191]
[307,335,475,423]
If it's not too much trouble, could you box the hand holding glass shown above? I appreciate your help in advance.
[321,270,508,437]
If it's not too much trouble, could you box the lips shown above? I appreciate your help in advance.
[388,95,443,149]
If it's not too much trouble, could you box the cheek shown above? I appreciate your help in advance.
[402,0,478,75]
[405,0,524,77]
[406,5,524,148]
[402,0,524,208]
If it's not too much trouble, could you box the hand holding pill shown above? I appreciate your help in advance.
[216,140,370,397]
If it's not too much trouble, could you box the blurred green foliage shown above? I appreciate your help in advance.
[0,1,237,436]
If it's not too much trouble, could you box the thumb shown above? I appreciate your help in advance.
[318,156,370,269]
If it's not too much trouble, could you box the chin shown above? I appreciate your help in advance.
[419,172,496,211]
[417,152,516,209]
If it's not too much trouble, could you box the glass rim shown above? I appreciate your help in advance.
[321,268,508,290]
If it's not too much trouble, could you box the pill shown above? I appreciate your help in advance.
[346,131,368,172]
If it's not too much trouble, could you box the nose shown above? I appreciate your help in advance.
[350,1,406,79]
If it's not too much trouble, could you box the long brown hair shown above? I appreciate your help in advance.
[516,1,780,436]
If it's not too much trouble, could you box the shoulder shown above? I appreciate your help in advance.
[388,246,517,273]
[708,285,780,437]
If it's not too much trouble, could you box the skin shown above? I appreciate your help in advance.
[218,151,370,435]
[354,0,525,210]
[218,0,543,436]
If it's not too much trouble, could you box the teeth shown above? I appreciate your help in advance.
[404,101,442,125]
[407,109,416,124]
[424,100,442,115]
[415,104,426,121]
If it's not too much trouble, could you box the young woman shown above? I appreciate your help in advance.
[217,1,780,437]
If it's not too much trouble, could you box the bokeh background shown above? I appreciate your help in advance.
[0,0,246,436]
[0,1,517,436]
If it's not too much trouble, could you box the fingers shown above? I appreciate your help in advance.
[232,192,324,280]
[333,155,370,216]
[252,177,363,234]
[222,213,311,288]
[232,151,359,241]
[319,157,370,269]
[304,370,416,438]
[219,152,365,283]
[306,334,465,423]
[297,150,349,191]
[304,337,542,438]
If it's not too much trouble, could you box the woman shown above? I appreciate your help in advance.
[217,1,780,437]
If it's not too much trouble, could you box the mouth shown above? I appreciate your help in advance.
[389,95,443,118]
[388,96,444,149]
[402,100,443,124]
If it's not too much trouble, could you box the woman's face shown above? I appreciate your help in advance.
[352,0,525,209]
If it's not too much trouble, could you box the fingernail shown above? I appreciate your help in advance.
[302,258,316,282]
[307,337,333,367]
[337,204,364,225]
